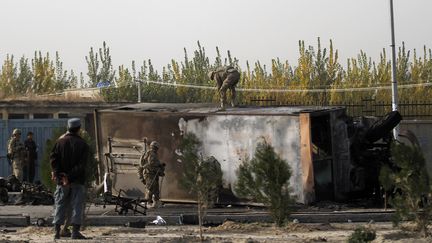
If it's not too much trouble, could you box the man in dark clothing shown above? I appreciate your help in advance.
[50,118,89,240]
[24,131,37,183]
[208,66,241,109]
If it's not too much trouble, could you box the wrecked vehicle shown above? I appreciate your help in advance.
[94,103,402,205]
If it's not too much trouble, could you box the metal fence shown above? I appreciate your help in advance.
[247,97,432,118]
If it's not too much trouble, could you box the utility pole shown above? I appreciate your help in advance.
[389,0,399,139]
[135,79,142,103]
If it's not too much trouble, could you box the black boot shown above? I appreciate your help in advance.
[54,224,61,240]
[71,224,87,239]
[60,226,71,237]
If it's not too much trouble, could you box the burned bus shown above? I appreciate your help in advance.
[93,103,401,205]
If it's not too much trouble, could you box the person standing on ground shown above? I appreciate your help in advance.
[50,118,89,240]
[208,66,241,109]
[24,131,38,183]
[138,141,165,208]
[7,129,26,181]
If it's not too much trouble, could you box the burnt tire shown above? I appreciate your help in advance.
[365,111,402,143]
[0,188,8,203]
[36,218,46,227]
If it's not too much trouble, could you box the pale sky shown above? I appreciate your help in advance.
[1,0,431,76]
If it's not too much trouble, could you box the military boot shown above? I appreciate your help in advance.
[60,226,71,237]
[152,200,162,209]
[71,224,87,239]
[219,100,226,111]
[54,224,61,240]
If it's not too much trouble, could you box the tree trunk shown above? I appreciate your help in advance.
[198,201,203,241]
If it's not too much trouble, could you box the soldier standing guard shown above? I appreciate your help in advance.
[24,131,38,183]
[208,66,241,109]
[7,129,26,181]
[138,141,165,208]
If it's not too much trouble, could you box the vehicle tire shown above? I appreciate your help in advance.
[365,111,402,143]
[0,188,8,203]
[36,218,46,227]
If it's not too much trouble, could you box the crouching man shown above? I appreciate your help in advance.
[50,118,90,240]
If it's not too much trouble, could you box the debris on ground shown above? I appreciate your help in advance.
[152,216,167,225]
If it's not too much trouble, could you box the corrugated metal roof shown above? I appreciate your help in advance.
[104,103,344,115]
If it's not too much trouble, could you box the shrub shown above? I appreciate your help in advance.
[178,133,223,240]
[235,139,294,227]
[348,226,376,243]
[380,142,432,237]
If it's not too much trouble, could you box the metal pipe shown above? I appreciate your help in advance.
[137,82,141,103]
[389,0,399,139]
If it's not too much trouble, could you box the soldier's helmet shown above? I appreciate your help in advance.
[207,71,215,80]
[150,141,160,149]
[12,129,21,135]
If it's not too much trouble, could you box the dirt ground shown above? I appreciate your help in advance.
[1,221,431,243]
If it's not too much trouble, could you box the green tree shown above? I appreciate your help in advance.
[40,128,65,191]
[235,139,294,227]
[31,51,56,94]
[16,56,33,95]
[380,143,432,237]
[85,41,115,87]
[0,54,17,98]
[178,133,223,240]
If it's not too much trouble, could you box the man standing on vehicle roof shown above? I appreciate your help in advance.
[208,66,241,109]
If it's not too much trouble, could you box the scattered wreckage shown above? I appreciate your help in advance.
[93,103,406,205]
[0,175,54,205]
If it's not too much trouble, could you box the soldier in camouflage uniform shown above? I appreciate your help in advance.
[208,66,241,109]
[138,141,165,208]
[7,129,27,181]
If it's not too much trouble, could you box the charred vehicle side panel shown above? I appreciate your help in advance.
[94,103,401,204]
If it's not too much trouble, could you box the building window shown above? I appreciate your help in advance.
[58,113,69,118]
[34,113,53,119]
[9,114,28,119]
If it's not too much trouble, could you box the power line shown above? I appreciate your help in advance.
[134,79,432,93]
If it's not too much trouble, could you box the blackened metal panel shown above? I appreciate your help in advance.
[97,112,193,200]
[330,110,351,201]
[97,111,308,203]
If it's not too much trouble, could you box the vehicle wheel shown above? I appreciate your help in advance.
[36,218,46,227]
[0,188,8,203]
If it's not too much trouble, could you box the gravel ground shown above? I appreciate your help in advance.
[1,222,431,243]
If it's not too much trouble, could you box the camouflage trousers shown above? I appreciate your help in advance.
[12,159,24,181]
[219,71,240,108]
[144,174,160,202]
